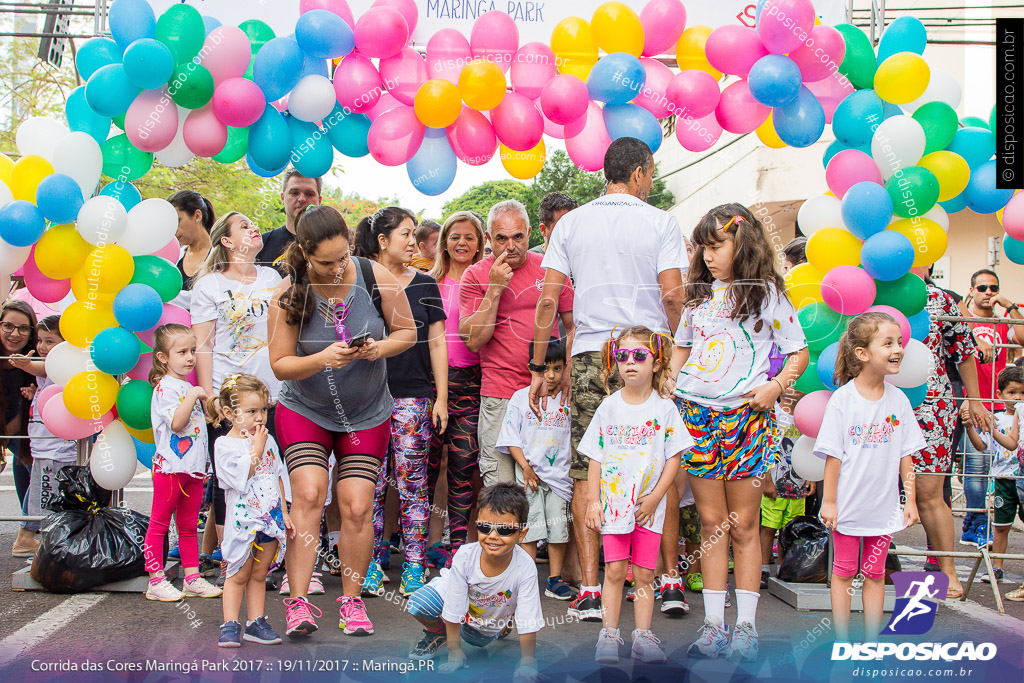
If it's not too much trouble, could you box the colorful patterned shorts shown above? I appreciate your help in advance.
[677,399,776,480]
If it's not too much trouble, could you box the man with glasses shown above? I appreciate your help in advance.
[967,269,1022,410]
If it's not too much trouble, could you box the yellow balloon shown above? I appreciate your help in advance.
[124,423,155,444]
[63,370,118,420]
[551,17,599,81]
[35,224,91,279]
[458,59,507,111]
[784,263,826,309]
[0,153,13,185]
[415,79,462,128]
[806,227,863,272]
[888,217,947,267]
[70,268,115,305]
[874,52,930,105]
[592,2,644,57]
[59,301,118,347]
[9,154,54,203]
[500,140,546,180]
[756,112,786,149]
[75,244,135,295]
[918,151,970,201]
[676,26,721,81]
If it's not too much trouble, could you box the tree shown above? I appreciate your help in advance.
[320,187,410,229]
[532,150,676,211]
[441,179,539,231]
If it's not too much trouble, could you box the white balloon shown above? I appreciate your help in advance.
[797,194,844,237]
[923,205,949,232]
[0,235,31,275]
[76,195,129,245]
[887,338,935,388]
[288,75,336,123]
[90,421,138,491]
[155,105,195,168]
[44,341,94,386]
[16,116,70,162]
[904,67,962,113]
[52,131,103,201]
[117,198,180,256]
[791,435,825,482]
[0,178,13,208]
[871,115,926,181]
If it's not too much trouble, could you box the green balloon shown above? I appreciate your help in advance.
[873,273,927,316]
[794,357,827,394]
[101,133,154,181]
[886,166,939,218]
[155,4,205,65]
[136,337,153,354]
[112,113,126,131]
[836,24,876,90]
[169,62,214,109]
[130,255,183,303]
[117,379,154,430]
[213,126,249,164]
[990,103,997,133]
[239,19,275,55]
[798,302,849,352]
[913,102,958,155]
[961,116,989,130]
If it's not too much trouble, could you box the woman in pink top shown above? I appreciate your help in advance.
[426,211,485,567]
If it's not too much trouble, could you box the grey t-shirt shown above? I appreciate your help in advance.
[278,258,393,432]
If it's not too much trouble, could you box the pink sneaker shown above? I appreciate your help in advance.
[337,595,374,636]
[283,597,322,637]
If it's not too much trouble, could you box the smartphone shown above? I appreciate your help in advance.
[349,335,369,348]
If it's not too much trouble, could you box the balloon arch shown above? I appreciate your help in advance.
[0,0,1020,487]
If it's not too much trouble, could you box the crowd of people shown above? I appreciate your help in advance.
[2,137,1023,674]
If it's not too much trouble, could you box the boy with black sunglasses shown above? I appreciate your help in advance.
[406,484,545,680]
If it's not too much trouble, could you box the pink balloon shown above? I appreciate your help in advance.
[212,77,266,127]
[540,74,588,126]
[789,25,846,83]
[511,43,556,101]
[300,0,355,28]
[794,390,833,438]
[367,105,425,166]
[334,52,383,113]
[23,246,70,303]
[35,382,61,414]
[633,58,675,119]
[426,29,472,84]
[866,305,911,345]
[826,150,883,199]
[137,304,191,348]
[371,0,418,34]
[491,92,543,152]
[715,80,770,134]
[125,89,178,153]
[806,73,854,124]
[666,70,720,120]
[42,393,113,440]
[201,26,252,84]
[151,237,180,263]
[706,25,768,77]
[822,265,876,316]
[354,6,409,59]
[446,106,497,165]
[565,101,612,172]
[471,10,519,73]
[366,92,401,121]
[379,47,428,106]
[758,0,816,54]
[126,352,153,382]
[1001,191,1024,240]
[535,100,566,139]
[183,104,227,157]
[675,111,722,152]
[641,0,687,57]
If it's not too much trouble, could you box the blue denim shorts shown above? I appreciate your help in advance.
[406,585,499,648]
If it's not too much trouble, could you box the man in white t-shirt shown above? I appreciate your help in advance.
[528,138,686,622]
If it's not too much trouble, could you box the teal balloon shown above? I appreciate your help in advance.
[602,103,662,152]
[773,85,825,148]
[288,117,334,179]
[66,86,111,145]
[963,160,1014,214]
[108,0,156,52]
[946,127,995,168]
[823,139,871,168]
[75,37,120,80]
[132,435,155,469]
[246,152,287,178]
[324,105,371,157]
[122,38,174,89]
[900,383,927,409]
[99,180,142,210]
[85,63,140,118]
[1003,234,1024,265]
[832,89,883,147]
[877,17,926,64]
[248,105,293,171]
[406,128,457,196]
[907,308,931,342]
[939,192,968,213]
[90,326,141,375]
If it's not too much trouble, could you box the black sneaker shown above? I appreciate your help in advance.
[244,615,282,645]
[410,629,447,659]
[982,568,1004,584]
[265,573,280,591]
[218,620,242,648]
[660,580,689,616]
[760,570,770,589]
[568,590,603,621]
[198,554,219,577]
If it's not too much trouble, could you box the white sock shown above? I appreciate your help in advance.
[761,564,769,572]
[703,589,726,627]
[582,584,601,595]
[328,531,340,547]
[735,589,760,627]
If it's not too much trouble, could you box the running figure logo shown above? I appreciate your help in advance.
[883,571,949,635]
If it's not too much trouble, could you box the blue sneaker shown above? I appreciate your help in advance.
[244,615,282,645]
[211,548,223,562]
[218,621,242,648]
[975,520,993,547]
[361,561,385,597]
[168,544,181,560]
[400,562,426,596]
[544,575,576,600]
[959,521,978,546]
[378,543,392,570]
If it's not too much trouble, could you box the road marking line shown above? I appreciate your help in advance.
[0,593,106,667]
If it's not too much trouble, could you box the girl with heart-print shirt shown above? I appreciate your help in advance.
[144,324,222,603]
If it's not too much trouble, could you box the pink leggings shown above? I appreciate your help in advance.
[144,471,204,573]
[832,531,891,579]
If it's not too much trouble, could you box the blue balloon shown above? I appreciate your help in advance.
[1003,234,1024,265]
[817,341,841,391]
[907,308,931,343]
[246,152,288,178]
[295,10,355,59]
[202,15,222,36]
[602,104,662,152]
[939,192,968,214]
[324,105,371,158]
[878,17,927,64]
[288,118,334,179]
[299,52,330,80]
[963,160,1014,214]
[113,283,163,332]
[900,383,927,409]
[882,102,903,120]
[773,85,825,148]
[832,90,883,147]
[122,38,174,89]
[748,55,801,108]
[132,435,155,469]
[75,37,121,80]
[85,63,140,118]
[90,327,141,376]
[66,86,112,145]
[587,53,646,105]
[248,105,293,171]
[841,181,894,240]
[406,128,457,196]
[99,180,142,211]
[253,37,305,102]
[0,201,46,247]
[108,0,156,52]
[35,174,84,224]
[947,127,995,168]
[861,231,914,281]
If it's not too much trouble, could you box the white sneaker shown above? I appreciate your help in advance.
[595,627,623,664]
[727,621,759,662]
[183,576,223,598]
[687,619,730,658]
[631,629,667,664]
[146,578,184,602]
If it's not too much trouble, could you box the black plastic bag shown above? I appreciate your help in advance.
[884,552,901,585]
[777,515,829,583]
[31,466,150,593]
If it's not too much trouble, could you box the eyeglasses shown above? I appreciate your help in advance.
[475,522,520,537]
[0,322,31,335]
[333,301,351,344]
[614,348,654,364]
[975,284,999,293]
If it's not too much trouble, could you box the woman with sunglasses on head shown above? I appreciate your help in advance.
[268,205,416,638]
[1,300,38,556]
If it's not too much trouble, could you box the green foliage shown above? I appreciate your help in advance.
[442,179,540,241]
[320,186,409,231]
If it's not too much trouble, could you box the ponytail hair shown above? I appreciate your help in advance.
[149,323,195,385]
[196,211,241,279]
[833,312,898,386]
[279,205,350,326]
[206,373,271,428]
[168,190,215,232]
[600,325,673,394]
[352,206,416,259]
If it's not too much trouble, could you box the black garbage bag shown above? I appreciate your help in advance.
[884,552,901,585]
[31,466,150,593]
[777,515,829,583]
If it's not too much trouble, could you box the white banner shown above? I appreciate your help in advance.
[146,0,847,48]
